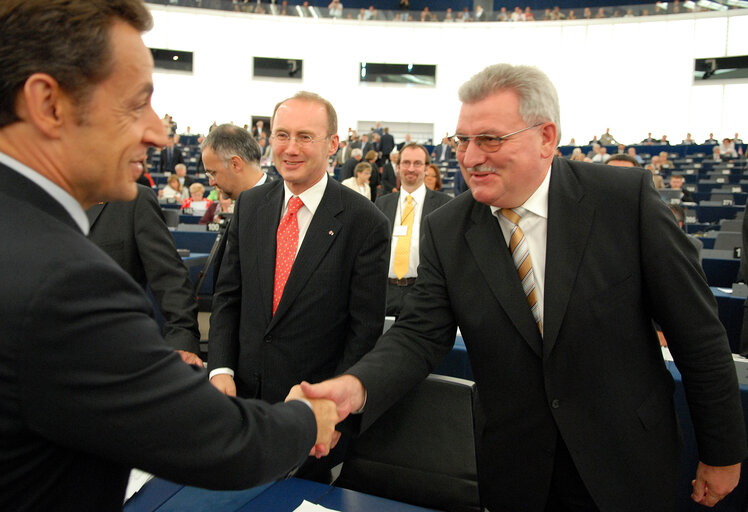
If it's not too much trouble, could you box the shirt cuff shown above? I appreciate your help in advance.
[208,367,234,380]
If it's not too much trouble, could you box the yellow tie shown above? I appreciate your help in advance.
[393,195,414,279]
[500,208,542,334]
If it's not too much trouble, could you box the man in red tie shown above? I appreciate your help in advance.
[208,91,390,481]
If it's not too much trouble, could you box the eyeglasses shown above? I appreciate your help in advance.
[450,123,543,153]
[271,132,330,146]
[399,160,426,169]
[205,170,216,179]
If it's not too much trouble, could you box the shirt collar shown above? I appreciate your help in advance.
[401,183,427,205]
[490,164,551,220]
[0,151,89,234]
[282,172,327,216]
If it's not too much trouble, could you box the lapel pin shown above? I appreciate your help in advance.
[328,230,334,236]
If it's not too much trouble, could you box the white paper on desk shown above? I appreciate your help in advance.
[294,500,340,512]
[717,287,733,294]
[124,468,154,503]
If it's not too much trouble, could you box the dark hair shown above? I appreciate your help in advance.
[0,0,152,128]
[201,124,261,166]
[398,143,431,165]
[607,154,641,167]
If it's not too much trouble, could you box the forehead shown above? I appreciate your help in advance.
[456,89,521,133]
[400,147,427,162]
[98,21,154,98]
[273,99,328,133]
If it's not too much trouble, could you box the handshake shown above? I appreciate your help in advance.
[211,373,366,458]
[285,375,367,458]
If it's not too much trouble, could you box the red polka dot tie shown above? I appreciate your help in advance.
[273,196,304,315]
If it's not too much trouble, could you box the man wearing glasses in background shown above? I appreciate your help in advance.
[208,91,390,482]
[295,64,746,511]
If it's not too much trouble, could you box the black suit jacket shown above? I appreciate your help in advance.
[338,157,359,182]
[87,185,200,353]
[0,163,317,511]
[347,158,747,511]
[380,133,395,157]
[159,146,184,173]
[209,177,389,403]
[381,161,397,194]
[431,144,453,162]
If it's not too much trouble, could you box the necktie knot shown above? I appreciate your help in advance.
[500,207,525,226]
[405,195,413,205]
[287,196,304,215]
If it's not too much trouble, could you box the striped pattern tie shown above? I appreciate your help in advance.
[500,208,542,334]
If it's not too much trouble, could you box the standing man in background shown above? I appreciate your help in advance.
[297,63,746,511]
[376,143,450,316]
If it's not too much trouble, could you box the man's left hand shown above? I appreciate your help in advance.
[177,350,204,366]
[691,461,741,507]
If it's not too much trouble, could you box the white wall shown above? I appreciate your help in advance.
[144,6,748,145]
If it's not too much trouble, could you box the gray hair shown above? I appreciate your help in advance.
[458,63,561,145]
[351,148,363,158]
[201,123,261,167]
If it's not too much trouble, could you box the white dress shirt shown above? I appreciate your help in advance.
[491,166,551,328]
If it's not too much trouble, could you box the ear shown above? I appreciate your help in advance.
[19,73,69,139]
[229,155,243,172]
[328,134,340,156]
[538,122,558,159]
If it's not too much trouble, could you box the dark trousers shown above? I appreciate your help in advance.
[544,436,600,512]
[385,282,414,317]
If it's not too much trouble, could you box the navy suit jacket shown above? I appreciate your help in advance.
[0,163,317,511]
[209,177,390,403]
[347,158,747,511]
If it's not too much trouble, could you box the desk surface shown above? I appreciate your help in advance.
[125,477,436,512]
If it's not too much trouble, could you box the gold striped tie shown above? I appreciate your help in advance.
[393,195,414,279]
[500,208,542,334]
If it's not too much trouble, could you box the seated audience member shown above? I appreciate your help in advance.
[608,153,666,188]
[160,174,185,200]
[616,143,626,154]
[682,133,696,144]
[627,146,644,164]
[339,147,363,182]
[669,204,702,261]
[588,135,599,145]
[174,162,195,189]
[646,155,662,174]
[591,146,610,163]
[424,163,443,191]
[181,183,212,213]
[710,146,724,162]
[720,138,738,159]
[342,161,373,199]
[200,189,234,224]
[735,133,743,145]
[641,132,656,145]
[668,174,694,202]
[587,142,601,159]
[660,134,670,145]
[569,147,585,161]
[704,133,719,144]
[659,151,673,169]
[88,185,202,363]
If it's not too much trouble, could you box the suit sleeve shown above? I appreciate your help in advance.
[346,211,458,432]
[335,206,390,375]
[207,192,245,372]
[637,171,748,466]
[19,255,316,489]
[133,189,201,354]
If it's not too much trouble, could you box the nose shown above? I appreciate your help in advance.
[144,105,168,148]
[459,140,488,169]
[208,174,216,186]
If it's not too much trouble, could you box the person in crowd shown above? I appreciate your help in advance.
[591,145,610,163]
[668,173,694,202]
[159,134,184,173]
[431,136,454,163]
[612,153,665,188]
[339,147,362,181]
[181,182,212,213]
[328,0,343,18]
[88,185,202,363]
[627,146,644,165]
[720,137,738,159]
[201,123,271,287]
[641,132,657,145]
[174,162,196,189]
[381,149,398,195]
[0,2,339,509]
[293,63,746,512]
[341,161,372,199]
[660,134,670,145]
[424,163,443,191]
[374,143,451,317]
[159,174,185,200]
[704,132,719,144]
[380,127,395,164]
[734,133,743,144]
[659,150,674,169]
[682,132,696,144]
[364,149,380,199]
[710,146,724,162]
[569,147,585,161]
[200,189,234,224]
[598,128,616,145]
[208,91,390,482]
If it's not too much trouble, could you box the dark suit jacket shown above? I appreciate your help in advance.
[431,144,453,162]
[0,163,317,511]
[209,177,390,403]
[347,158,747,511]
[87,185,200,354]
[338,156,359,182]
[375,187,452,243]
[159,146,184,173]
[381,161,397,194]
[380,133,395,157]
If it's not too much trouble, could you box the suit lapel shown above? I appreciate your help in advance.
[86,203,106,230]
[465,200,543,358]
[268,179,343,329]
[256,183,284,324]
[420,190,439,231]
[542,158,594,357]
[382,193,398,225]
